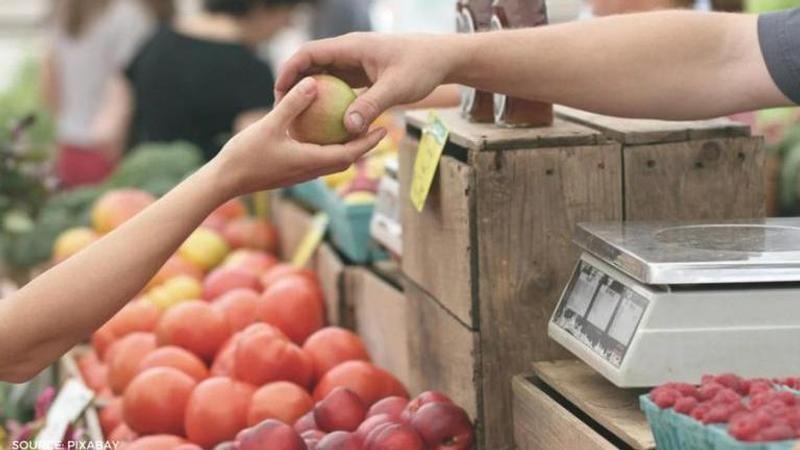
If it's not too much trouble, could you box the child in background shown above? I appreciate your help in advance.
[41,0,155,188]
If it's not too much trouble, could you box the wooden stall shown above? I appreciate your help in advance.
[398,107,765,449]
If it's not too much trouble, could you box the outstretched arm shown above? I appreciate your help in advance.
[276,10,794,134]
[0,77,386,382]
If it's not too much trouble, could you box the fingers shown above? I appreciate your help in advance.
[344,78,402,135]
[300,127,388,170]
[269,77,317,127]
[275,37,346,102]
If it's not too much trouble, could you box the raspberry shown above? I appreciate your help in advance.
[701,374,715,385]
[703,402,745,424]
[691,403,712,422]
[756,423,795,442]
[674,397,699,415]
[714,374,743,393]
[712,388,742,405]
[746,380,774,396]
[697,382,725,401]
[750,391,778,409]
[774,391,798,406]
[663,382,699,399]
[729,413,761,441]
[651,387,681,409]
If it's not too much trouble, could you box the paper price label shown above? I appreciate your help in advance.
[36,379,94,449]
[291,212,330,268]
[410,112,449,212]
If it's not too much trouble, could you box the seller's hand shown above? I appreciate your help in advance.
[213,77,387,197]
[275,33,459,135]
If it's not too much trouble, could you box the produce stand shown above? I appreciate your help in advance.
[513,360,654,450]
[397,107,764,450]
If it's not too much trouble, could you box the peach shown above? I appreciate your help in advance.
[146,275,203,311]
[248,381,314,426]
[155,301,231,362]
[223,249,279,275]
[289,74,357,145]
[108,332,157,394]
[52,227,98,262]
[108,423,138,443]
[203,267,262,301]
[123,368,196,436]
[137,345,209,382]
[302,430,326,441]
[223,218,279,254]
[367,397,408,421]
[258,276,325,344]
[185,377,255,448]
[180,228,230,271]
[409,402,474,450]
[317,431,363,450]
[99,397,123,436]
[260,264,319,291]
[303,327,370,382]
[208,198,248,224]
[91,189,155,234]
[313,361,408,407]
[147,255,203,291]
[314,387,366,433]
[237,420,305,450]
[212,289,261,332]
[365,423,423,450]
[233,325,312,387]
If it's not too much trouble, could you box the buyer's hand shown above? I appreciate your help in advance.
[213,76,387,198]
[275,33,459,135]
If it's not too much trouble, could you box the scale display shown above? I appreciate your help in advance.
[552,260,649,367]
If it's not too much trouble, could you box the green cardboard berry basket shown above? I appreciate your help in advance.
[640,395,797,450]
[286,180,386,263]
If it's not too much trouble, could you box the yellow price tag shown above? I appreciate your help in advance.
[292,212,330,268]
[410,112,449,212]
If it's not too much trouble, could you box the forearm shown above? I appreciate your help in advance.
[0,163,232,381]
[447,11,790,119]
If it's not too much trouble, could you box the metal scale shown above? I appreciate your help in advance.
[548,218,800,388]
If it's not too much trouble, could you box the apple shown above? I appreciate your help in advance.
[295,411,319,434]
[316,431,363,450]
[367,397,408,421]
[401,391,453,423]
[355,414,394,440]
[180,228,230,271]
[289,75,357,145]
[302,430,326,441]
[237,420,305,450]
[365,423,424,450]
[410,402,474,450]
[314,387,366,433]
[53,227,98,262]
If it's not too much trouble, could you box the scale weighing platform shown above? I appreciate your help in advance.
[548,218,800,388]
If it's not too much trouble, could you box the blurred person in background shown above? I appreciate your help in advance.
[311,0,372,39]
[40,0,155,188]
[124,0,310,162]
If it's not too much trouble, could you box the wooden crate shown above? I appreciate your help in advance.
[399,108,765,450]
[513,360,654,450]
[344,266,412,389]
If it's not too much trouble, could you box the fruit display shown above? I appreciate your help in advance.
[643,373,800,448]
[56,198,477,450]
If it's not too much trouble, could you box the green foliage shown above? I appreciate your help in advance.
[106,141,204,196]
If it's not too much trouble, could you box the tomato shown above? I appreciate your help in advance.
[156,301,231,362]
[303,327,370,382]
[123,368,197,436]
[138,346,209,382]
[184,377,256,448]
[108,333,157,395]
[257,276,324,344]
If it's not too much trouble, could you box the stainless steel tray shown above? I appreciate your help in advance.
[575,218,800,285]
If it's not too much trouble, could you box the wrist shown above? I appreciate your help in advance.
[442,33,479,86]
[195,158,237,207]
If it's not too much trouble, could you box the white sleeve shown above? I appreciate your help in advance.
[109,0,155,69]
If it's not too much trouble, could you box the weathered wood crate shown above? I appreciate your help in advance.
[398,107,765,450]
[513,360,653,450]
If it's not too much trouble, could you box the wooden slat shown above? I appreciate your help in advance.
[399,138,475,328]
[473,142,623,450]
[624,137,766,220]
[405,108,602,151]
[272,194,315,262]
[557,106,751,145]
[403,279,479,425]
[349,268,412,389]
[313,243,345,326]
[533,360,655,450]
[512,375,617,450]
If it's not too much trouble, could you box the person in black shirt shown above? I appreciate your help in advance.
[125,0,308,160]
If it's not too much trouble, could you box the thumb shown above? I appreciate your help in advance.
[345,77,401,134]
[271,77,318,127]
